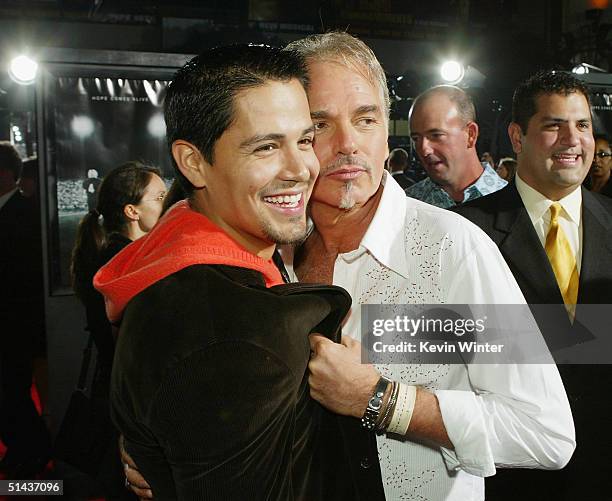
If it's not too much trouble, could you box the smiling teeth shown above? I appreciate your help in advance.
[263,193,302,207]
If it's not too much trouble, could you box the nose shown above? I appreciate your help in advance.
[414,137,433,160]
[560,124,580,148]
[334,122,358,155]
[281,147,316,184]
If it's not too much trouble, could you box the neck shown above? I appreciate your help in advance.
[442,156,484,202]
[125,224,145,242]
[308,184,383,254]
[189,195,276,260]
[517,169,579,202]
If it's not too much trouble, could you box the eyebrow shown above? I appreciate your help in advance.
[239,125,315,149]
[311,110,329,120]
[355,104,380,116]
[311,105,382,120]
[410,128,445,137]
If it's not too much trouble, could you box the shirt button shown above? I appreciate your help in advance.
[360,457,371,469]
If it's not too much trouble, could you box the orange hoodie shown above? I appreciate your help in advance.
[93,200,284,323]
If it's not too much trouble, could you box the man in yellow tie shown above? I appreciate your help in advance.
[456,70,612,500]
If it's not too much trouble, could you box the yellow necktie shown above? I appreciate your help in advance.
[544,203,579,314]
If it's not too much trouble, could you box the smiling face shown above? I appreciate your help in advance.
[509,92,594,200]
[306,61,389,211]
[409,94,478,189]
[183,79,318,257]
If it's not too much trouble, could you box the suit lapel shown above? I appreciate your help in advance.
[577,188,612,304]
[494,184,564,305]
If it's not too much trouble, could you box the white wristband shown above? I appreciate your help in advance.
[387,384,417,435]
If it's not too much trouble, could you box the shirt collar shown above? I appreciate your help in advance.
[471,162,506,195]
[412,162,505,207]
[515,174,582,225]
[357,171,410,279]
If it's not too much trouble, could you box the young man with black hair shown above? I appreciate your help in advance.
[457,70,612,499]
[95,45,370,500]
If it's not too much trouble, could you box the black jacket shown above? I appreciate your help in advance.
[111,264,386,501]
[455,183,612,500]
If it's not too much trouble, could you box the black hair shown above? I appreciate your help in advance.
[512,70,591,133]
[388,148,409,170]
[164,44,308,193]
[71,161,160,299]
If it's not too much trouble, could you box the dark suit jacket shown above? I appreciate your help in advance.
[0,189,44,372]
[455,183,612,500]
[0,190,49,461]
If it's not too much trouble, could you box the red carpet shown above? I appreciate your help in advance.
[0,385,105,500]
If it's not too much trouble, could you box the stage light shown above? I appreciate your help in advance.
[71,115,95,138]
[8,55,38,85]
[572,64,589,75]
[440,61,464,84]
[147,113,166,138]
[572,63,605,75]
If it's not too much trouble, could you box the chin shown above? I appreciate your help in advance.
[264,221,308,246]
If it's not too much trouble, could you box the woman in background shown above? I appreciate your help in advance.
[496,157,517,182]
[69,161,165,499]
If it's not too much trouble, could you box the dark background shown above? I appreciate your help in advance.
[0,0,610,441]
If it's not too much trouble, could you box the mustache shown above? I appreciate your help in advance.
[321,155,372,175]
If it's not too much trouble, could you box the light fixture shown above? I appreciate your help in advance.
[572,63,606,75]
[572,64,589,75]
[440,61,465,84]
[8,55,38,85]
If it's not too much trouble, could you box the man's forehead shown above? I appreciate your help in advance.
[533,91,590,112]
[308,60,381,100]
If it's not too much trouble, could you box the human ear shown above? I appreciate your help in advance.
[171,140,210,189]
[466,121,479,149]
[123,204,139,221]
[508,123,523,155]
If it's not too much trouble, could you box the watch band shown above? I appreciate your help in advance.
[361,376,391,431]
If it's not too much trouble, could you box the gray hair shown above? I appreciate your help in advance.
[286,31,390,123]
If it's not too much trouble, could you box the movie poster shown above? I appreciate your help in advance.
[592,90,612,136]
[47,76,172,292]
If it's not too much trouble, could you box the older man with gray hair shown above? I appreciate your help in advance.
[282,32,573,501]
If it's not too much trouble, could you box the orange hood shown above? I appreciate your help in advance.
[93,200,284,323]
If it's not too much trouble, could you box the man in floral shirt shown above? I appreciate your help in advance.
[407,85,506,208]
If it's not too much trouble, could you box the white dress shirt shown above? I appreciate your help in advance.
[515,174,583,272]
[283,173,575,501]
